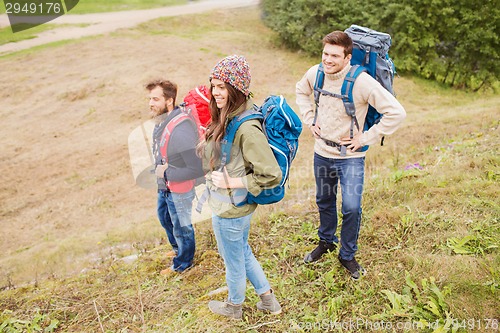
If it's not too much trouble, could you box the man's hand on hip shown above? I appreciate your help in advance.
[340,132,363,152]
[310,124,321,139]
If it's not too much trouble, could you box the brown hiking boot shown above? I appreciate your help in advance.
[160,266,178,277]
[208,300,242,319]
[165,250,177,258]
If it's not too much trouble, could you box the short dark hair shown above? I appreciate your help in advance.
[145,79,177,105]
[322,31,353,57]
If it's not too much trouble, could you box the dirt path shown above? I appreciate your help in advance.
[0,0,259,55]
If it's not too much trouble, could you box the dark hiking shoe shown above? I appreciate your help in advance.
[304,240,337,263]
[338,255,367,280]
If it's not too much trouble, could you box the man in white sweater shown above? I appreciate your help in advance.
[296,30,406,280]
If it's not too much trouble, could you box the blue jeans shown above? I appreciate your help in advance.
[314,153,365,261]
[157,189,196,271]
[212,213,271,305]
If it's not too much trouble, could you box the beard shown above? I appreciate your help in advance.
[150,106,168,118]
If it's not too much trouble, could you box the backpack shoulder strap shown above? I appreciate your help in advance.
[220,107,263,167]
[159,111,192,162]
[313,63,325,104]
[312,63,324,126]
[340,65,367,143]
[341,64,366,116]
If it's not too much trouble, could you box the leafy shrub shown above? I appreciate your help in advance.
[260,0,499,91]
[374,272,459,332]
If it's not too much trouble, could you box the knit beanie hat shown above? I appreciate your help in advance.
[210,55,251,97]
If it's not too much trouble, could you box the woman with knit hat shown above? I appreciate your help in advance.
[199,55,282,319]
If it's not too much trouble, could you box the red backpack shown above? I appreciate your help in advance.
[183,85,211,133]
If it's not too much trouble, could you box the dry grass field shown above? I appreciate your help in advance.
[0,3,498,332]
[0,4,311,287]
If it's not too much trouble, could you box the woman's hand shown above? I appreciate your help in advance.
[211,167,244,189]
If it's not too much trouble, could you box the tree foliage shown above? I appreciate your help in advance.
[261,0,499,91]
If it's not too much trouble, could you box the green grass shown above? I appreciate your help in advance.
[0,0,187,45]
[0,30,99,56]
[68,0,188,14]
[0,23,90,45]
[0,0,188,15]
[0,5,499,333]
[0,24,56,44]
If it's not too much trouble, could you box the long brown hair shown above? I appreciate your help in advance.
[200,81,247,170]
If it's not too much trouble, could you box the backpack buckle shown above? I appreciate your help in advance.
[340,145,347,157]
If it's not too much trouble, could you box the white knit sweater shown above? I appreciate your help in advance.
[296,64,406,158]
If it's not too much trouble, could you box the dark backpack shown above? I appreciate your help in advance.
[347,25,395,93]
[313,25,395,155]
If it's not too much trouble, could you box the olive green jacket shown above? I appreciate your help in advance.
[202,101,282,218]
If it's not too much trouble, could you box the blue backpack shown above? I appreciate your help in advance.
[313,25,395,155]
[220,95,302,206]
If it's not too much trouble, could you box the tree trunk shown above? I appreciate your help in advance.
[442,62,453,84]
[473,78,488,92]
